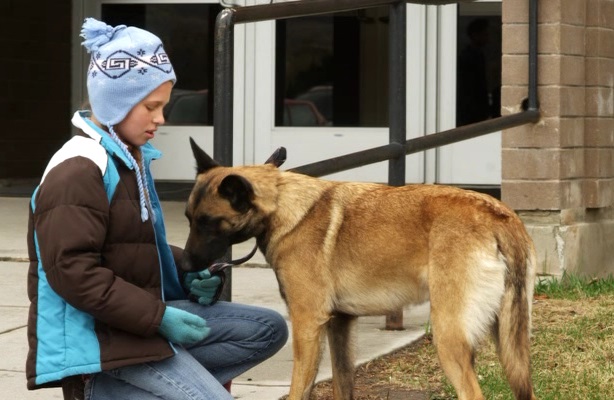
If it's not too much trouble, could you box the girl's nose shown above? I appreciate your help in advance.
[153,110,165,126]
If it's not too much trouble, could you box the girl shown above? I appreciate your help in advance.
[26,18,287,400]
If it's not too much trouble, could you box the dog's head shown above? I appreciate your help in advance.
[181,138,284,272]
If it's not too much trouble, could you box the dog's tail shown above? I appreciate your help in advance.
[495,225,537,400]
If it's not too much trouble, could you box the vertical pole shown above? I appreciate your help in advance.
[386,0,406,330]
[527,0,538,111]
[214,9,235,162]
[213,9,236,301]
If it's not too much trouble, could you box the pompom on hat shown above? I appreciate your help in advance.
[81,18,176,222]
[81,17,176,126]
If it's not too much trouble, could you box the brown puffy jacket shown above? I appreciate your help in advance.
[26,113,187,389]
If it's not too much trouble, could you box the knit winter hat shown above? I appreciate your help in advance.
[81,18,175,222]
[81,17,176,126]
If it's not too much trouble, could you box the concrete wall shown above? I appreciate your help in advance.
[0,0,72,179]
[501,0,614,277]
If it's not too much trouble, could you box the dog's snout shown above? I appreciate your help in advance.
[180,251,200,272]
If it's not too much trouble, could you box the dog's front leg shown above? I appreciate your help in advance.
[327,313,357,400]
[287,315,326,400]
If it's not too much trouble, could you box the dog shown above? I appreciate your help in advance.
[182,138,537,400]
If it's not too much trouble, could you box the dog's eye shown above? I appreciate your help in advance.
[196,215,225,234]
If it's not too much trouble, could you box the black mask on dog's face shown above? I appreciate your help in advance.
[182,212,231,271]
[182,175,254,271]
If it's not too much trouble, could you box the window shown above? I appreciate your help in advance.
[456,3,502,127]
[275,7,390,128]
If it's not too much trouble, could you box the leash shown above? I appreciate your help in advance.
[208,243,259,274]
[203,243,259,305]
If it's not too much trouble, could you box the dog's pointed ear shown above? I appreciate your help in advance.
[264,147,287,167]
[219,174,254,213]
[190,137,219,174]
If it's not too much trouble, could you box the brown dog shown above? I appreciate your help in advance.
[182,138,537,400]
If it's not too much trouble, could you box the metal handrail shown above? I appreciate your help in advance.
[292,110,541,177]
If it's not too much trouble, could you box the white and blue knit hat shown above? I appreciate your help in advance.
[81,18,176,222]
[81,17,176,126]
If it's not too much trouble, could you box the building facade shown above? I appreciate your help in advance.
[2,0,613,276]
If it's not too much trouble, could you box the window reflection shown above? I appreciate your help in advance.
[102,4,221,126]
[456,5,502,127]
[275,7,389,127]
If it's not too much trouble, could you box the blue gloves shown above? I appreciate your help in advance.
[158,306,210,344]
[183,269,223,306]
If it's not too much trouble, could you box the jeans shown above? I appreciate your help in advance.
[85,300,288,400]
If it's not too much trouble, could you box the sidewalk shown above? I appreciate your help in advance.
[0,197,429,399]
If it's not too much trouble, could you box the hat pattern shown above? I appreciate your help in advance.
[90,45,173,80]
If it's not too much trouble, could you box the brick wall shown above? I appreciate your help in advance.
[501,0,614,276]
[501,0,614,210]
[0,0,72,179]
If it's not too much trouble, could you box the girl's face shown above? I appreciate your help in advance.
[115,81,173,148]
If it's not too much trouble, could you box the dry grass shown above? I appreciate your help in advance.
[310,276,614,399]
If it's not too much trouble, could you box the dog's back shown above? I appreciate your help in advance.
[262,172,537,400]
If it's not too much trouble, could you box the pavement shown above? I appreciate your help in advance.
[0,196,429,399]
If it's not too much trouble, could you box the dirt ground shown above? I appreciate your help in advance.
[309,335,440,400]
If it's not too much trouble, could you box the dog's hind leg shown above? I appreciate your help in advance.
[327,312,357,400]
[430,310,484,400]
[428,253,491,400]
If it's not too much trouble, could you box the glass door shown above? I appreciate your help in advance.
[252,5,425,183]
[251,1,502,185]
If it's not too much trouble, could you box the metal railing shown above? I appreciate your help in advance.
[213,0,540,327]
